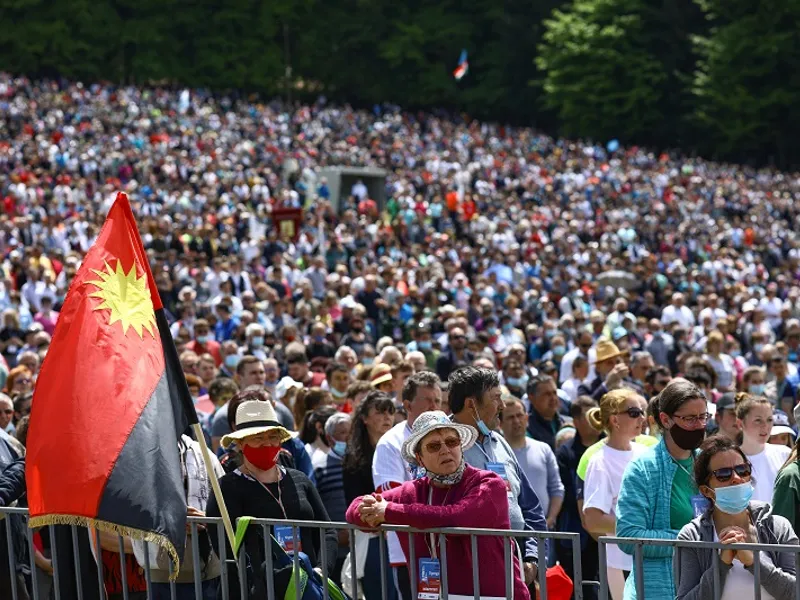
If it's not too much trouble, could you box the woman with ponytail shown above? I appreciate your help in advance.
[735,394,790,502]
[582,389,648,600]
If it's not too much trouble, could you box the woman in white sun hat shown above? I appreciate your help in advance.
[346,410,530,600]
[207,400,337,600]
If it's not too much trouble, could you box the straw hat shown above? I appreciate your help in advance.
[370,364,393,387]
[220,400,293,447]
[594,339,622,363]
[400,411,477,467]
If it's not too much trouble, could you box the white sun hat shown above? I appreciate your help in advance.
[221,400,293,447]
[401,411,477,467]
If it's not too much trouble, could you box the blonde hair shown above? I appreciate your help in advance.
[586,388,639,432]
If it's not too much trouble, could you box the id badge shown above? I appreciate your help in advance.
[690,494,710,517]
[274,525,301,552]
[486,462,513,497]
[418,558,441,600]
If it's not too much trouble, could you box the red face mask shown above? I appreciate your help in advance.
[242,444,281,471]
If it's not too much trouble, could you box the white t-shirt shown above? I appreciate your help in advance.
[713,530,776,600]
[583,442,647,570]
[372,420,414,565]
[747,443,791,503]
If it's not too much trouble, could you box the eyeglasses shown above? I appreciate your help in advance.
[15,379,31,386]
[673,412,711,426]
[1,410,12,415]
[710,463,752,482]
[451,336,466,341]
[616,407,645,419]
[423,437,461,454]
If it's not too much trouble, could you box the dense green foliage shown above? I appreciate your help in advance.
[0,0,796,165]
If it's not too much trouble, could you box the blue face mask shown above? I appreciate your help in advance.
[196,335,210,344]
[748,383,766,396]
[224,354,240,369]
[552,345,566,358]
[362,357,374,366]
[711,482,753,514]
[506,375,529,389]
[418,341,432,351]
[251,336,264,348]
[333,440,347,456]
[472,402,492,437]
[487,326,497,336]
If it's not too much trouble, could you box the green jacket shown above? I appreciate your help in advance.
[773,455,799,533]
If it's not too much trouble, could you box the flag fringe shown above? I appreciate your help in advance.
[28,514,181,580]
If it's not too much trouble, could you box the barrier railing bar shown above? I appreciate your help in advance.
[93,529,103,600]
[379,531,388,600]
[795,552,800,600]
[25,524,39,600]
[409,527,417,600]
[191,521,202,600]
[71,525,84,600]
[218,521,229,600]
[572,535,583,600]
[598,540,608,600]
[439,532,448,600]
[320,527,329,600]
[504,536,513,600]
[51,525,62,600]
[263,523,276,600]
[237,538,247,600]
[599,536,800,553]
[6,513,18,600]
[754,549,761,600]
[118,534,129,600]
[143,536,153,600]
[348,530,357,600]
[471,534,479,600]
[538,537,547,600]
[292,525,300,600]
[170,579,177,600]
[711,548,720,600]
[634,543,644,600]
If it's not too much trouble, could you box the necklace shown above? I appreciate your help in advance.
[256,470,287,519]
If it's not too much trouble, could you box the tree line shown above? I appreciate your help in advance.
[1,0,797,167]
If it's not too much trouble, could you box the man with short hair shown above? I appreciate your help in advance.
[712,393,740,440]
[644,365,672,399]
[186,319,222,366]
[526,374,565,449]
[287,350,326,387]
[372,371,442,600]
[449,366,547,585]
[435,326,472,380]
[559,330,596,385]
[627,351,655,396]
[500,397,564,530]
[0,395,13,434]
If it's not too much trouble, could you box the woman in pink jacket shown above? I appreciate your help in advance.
[346,410,530,600]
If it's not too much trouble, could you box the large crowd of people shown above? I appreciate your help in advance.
[0,74,798,599]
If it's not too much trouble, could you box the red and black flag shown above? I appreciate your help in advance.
[26,191,197,574]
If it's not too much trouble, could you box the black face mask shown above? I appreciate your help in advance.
[669,423,705,451]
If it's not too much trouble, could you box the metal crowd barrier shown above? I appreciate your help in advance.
[598,535,800,600]
[0,505,588,600]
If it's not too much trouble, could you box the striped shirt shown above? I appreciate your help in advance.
[312,449,347,523]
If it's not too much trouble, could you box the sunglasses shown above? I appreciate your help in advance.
[423,437,461,454]
[1,410,12,415]
[710,463,752,482]
[616,407,645,419]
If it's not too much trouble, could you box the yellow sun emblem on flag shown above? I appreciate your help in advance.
[87,260,157,339]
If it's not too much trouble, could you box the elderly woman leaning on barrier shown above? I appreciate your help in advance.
[346,410,531,600]
[615,378,710,600]
[206,400,338,600]
[674,435,798,600]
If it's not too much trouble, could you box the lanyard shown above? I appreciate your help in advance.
[257,472,287,519]
[474,436,495,463]
[426,486,450,560]
[673,456,697,488]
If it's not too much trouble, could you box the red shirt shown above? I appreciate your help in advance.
[186,340,223,366]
